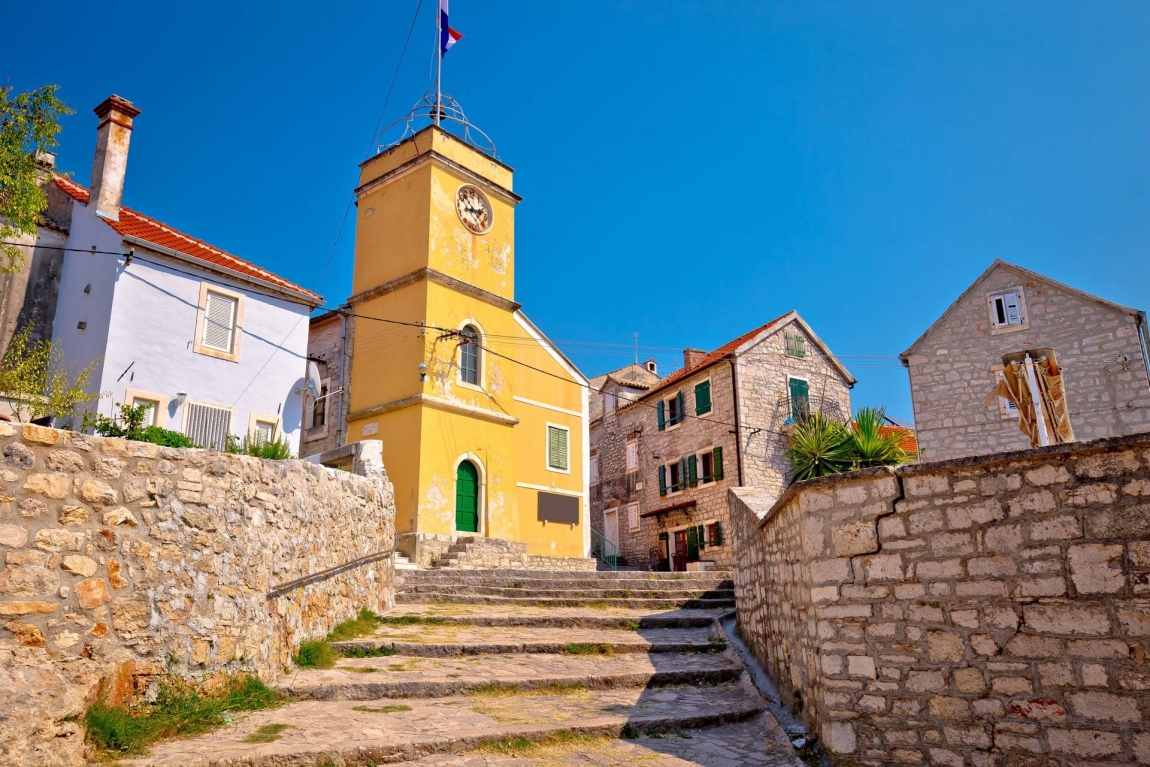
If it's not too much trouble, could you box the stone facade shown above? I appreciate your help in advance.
[299,310,352,458]
[902,259,1150,462]
[591,313,853,570]
[730,433,1150,766]
[0,425,395,766]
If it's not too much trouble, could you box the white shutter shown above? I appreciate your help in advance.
[254,421,275,444]
[590,455,599,483]
[202,292,237,352]
[1003,292,1022,325]
[185,402,232,450]
[625,441,637,471]
[133,399,158,426]
[628,502,640,532]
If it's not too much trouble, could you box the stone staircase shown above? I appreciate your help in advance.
[432,534,530,569]
[125,570,801,767]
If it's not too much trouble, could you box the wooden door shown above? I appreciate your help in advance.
[604,509,619,553]
[672,530,688,572]
[455,461,479,533]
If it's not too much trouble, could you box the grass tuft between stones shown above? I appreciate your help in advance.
[477,729,610,756]
[293,608,398,669]
[467,682,587,697]
[563,643,614,656]
[242,723,292,743]
[84,674,282,756]
[352,704,413,714]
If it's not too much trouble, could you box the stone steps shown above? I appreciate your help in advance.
[373,605,727,628]
[398,575,733,590]
[280,651,743,700]
[396,591,736,609]
[123,685,767,767]
[330,625,725,657]
[398,584,735,599]
[398,569,732,582]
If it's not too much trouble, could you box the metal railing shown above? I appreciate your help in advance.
[775,393,848,425]
[590,528,618,570]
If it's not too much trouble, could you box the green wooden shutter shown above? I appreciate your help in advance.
[688,455,698,487]
[686,525,698,560]
[713,521,723,546]
[658,465,667,496]
[789,377,810,420]
[694,380,712,415]
[712,446,724,480]
[548,426,568,470]
[675,391,685,424]
[696,525,706,550]
[678,457,688,492]
[657,400,666,431]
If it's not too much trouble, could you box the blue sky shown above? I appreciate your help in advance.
[6,1,1150,419]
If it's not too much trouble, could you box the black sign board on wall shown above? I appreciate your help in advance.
[538,492,580,524]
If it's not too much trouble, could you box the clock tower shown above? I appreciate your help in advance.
[343,102,590,568]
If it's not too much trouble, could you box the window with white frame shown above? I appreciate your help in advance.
[253,420,277,445]
[657,391,684,430]
[202,292,238,352]
[625,439,638,472]
[604,390,616,413]
[988,288,1028,333]
[627,502,640,532]
[131,397,160,426]
[590,452,599,483]
[459,326,480,385]
[547,424,570,472]
[311,381,329,429]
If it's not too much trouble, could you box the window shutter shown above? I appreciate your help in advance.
[694,380,711,415]
[657,400,666,431]
[714,521,723,546]
[675,391,685,424]
[202,292,237,352]
[184,402,231,450]
[1004,292,1022,324]
[626,441,637,471]
[696,525,705,550]
[658,465,667,496]
[548,426,568,470]
[628,503,640,532]
[686,525,698,560]
[712,446,724,480]
[678,457,688,491]
[688,454,698,487]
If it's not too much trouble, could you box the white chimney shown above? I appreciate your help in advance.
[89,95,140,221]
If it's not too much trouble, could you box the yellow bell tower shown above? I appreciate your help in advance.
[345,101,589,567]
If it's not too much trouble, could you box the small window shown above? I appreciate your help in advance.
[254,420,277,445]
[699,450,715,485]
[694,380,712,416]
[625,440,638,472]
[202,292,238,353]
[590,453,599,483]
[658,391,684,430]
[785,332,806,358]
[132,397,160,427]
[184,401,231,450]
[627,502,640,532]
[312,384,328,428]
[547,425,569,472]
[605,391,616,412]
[460,326,480,385]
[668,461,682,493]
[992,368,1020,420]
[988,288,1028,333]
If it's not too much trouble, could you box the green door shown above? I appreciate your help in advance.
[789,377,810,420]
[455,460,479,533]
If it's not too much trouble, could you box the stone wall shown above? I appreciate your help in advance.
[730,433,1150,766]
[904,261,1150,462]
[0,425,395,765]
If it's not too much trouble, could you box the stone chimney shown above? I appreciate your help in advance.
[683,348,707,370]
[89,95,140,221]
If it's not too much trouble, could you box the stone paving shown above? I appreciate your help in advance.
[121,570,799,767]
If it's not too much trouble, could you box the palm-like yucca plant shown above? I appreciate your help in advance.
[784,412,855,484]
[849,407,912,469]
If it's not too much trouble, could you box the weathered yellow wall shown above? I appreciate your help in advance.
[352,167,432,295]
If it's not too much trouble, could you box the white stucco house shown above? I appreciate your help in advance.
[29,95,322,452]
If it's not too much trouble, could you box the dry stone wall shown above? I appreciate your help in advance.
[0,425,395,766]
[730,433,1150,767]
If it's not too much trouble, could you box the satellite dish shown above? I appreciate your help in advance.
[305,361,322,399]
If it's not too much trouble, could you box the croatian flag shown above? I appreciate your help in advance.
[440,0,463,56]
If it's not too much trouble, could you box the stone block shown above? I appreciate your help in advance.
[102,507,138,527]
[810,557,853,584]
[952,667,986,693]
[1073,449,1141,479]
[0,524,27,548]
[847,655,877,678]
[1004,634,1063,658]
[824,720,856,754]
[0,565,58,595]
[45,450,84,473]
[1117,602,1150,636]
[23,474,69,500]
[1068,543,1124,594]
[967,556,1017,577]
[1014,577,1067,598]
[61,555,98,578]
[1008,698,1066,722]
[22,424,61,445]
[33,528,85,552]
[905,473,950,497]
[5,619,45,647]
[990,676,1032,695]
[0,600,57,615]
[58,505,90,525]
[928,696,970,719]
[916,559,963,580]
[1047,728,1123,758]
[832,520,879,557]
[927,631,966,662]
[1026,514,1082,542]
[1024,604,1111,636]
[75,578,110,609]
[1024,464,1070,487]
[1067,691,1141,722]
[80,480,117,506]
[863,553,903,582]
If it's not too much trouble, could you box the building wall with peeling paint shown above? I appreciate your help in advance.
[341,126,589,560]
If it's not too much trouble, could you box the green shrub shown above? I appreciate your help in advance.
[84,674,280,756]
[83,402,197,448]
[292,640,338,670]
[226,431,293,459]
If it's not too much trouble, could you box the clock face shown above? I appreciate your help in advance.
[455,185,493,235]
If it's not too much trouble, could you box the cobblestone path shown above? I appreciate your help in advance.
[125,569,801,767]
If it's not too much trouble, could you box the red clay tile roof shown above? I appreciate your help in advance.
[636,313,791,402]
[880,425,919,454]
[54,176,321,304]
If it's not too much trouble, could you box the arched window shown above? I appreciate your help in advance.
[460,325,480,385]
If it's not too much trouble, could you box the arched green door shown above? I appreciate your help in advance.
[455,460,479,533]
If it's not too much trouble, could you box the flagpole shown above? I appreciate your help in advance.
[434,1,443,127]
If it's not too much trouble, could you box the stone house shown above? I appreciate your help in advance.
[299,310,351,457]
[900,259,1150,462]
[4,95,322,452]
[588,360,661,423]
[590,311,854,570]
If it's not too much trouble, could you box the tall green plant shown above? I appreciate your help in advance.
[0,324,102,422]
[82,402,197,448]
[849,407,913,469]
[784,412,854,483]
[226,432,293,460]
[0,84,73,271]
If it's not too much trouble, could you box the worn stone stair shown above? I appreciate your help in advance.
[124,571,799,767]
